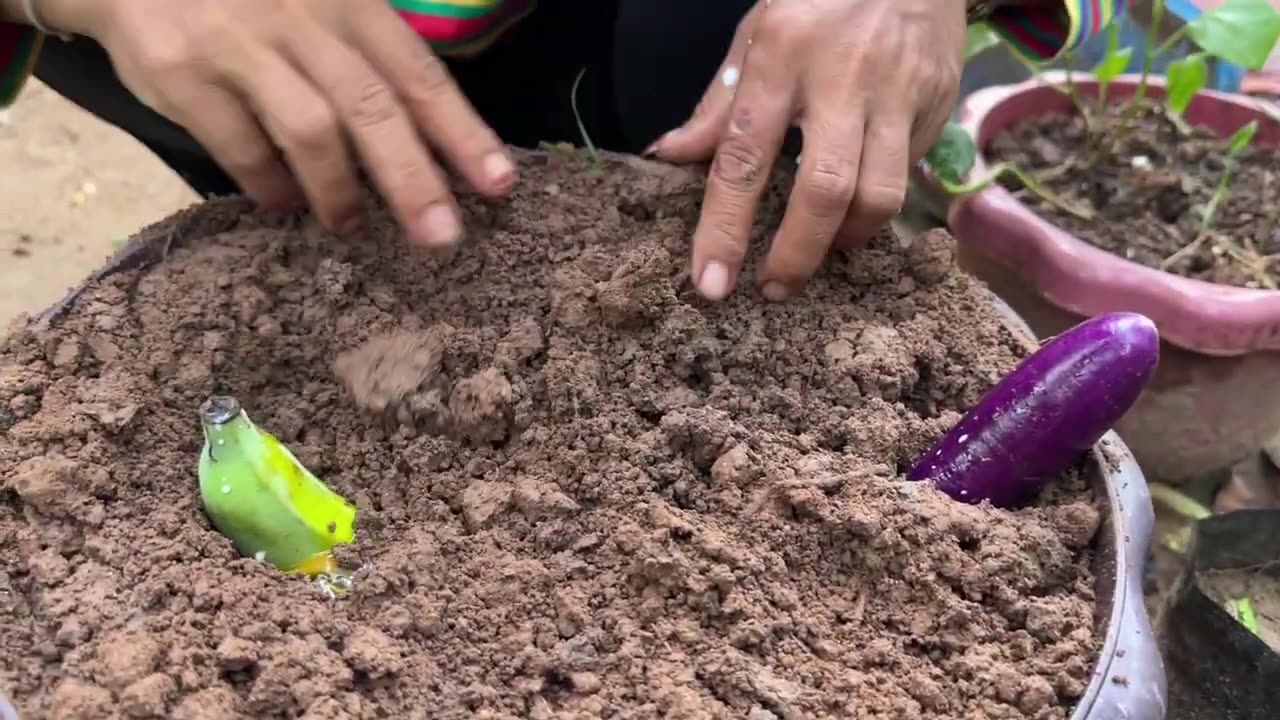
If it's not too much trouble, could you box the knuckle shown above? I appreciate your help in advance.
[405,52,456,102]
[852,183,905,222]
[802,158,856,215]
[712,133,766,190]
[754,7,810,48]
[346,80,401,130]
[281,105,339,152]
[136,39,193,78]
[221,142,280,177]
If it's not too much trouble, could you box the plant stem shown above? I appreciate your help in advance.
[1154,26,1190,59]
[939,163,1095,221]
[570,67,599,163]
[1061,49,1093,134]
[1124,0,1167,125]
[1149,482,1213,520]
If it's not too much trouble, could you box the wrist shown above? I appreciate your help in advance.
[3,0,105,37]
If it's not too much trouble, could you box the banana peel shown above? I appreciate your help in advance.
[198,395,355,576]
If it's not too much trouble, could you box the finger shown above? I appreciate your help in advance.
[219,43,365,234]
[350,8,515,196]
[834,110,912,250]
[283,19,462,248]
[168,81,303,209]
[650,2,764,163]
[758,110,864,300]
[690,34,796,301]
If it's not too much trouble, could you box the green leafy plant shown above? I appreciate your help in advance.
[926,1,1279,216]
[964,23,1001,59]
[1160,120,1261,274]
[1127,0,1280,122]
[1093,21,1134,108]
[924,122,1094,220]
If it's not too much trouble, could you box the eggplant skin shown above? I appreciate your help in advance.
[907,312,1159,508]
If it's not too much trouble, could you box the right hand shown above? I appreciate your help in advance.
[44,0,515,247]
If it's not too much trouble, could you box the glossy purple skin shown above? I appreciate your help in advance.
[907,312,1159,507]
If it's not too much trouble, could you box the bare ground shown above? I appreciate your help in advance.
[0,80,196,329]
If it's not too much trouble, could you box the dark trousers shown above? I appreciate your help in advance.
[33,0,755,198]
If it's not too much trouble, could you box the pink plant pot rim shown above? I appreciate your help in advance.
[947,71,1280,356]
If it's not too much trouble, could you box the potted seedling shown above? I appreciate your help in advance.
[922,0,1280,483]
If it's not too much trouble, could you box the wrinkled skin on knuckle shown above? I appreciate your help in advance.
[712,130,766,190]
[402,53,456,106]
[852,183,905,224]
[281,104,340,153]
[803,157,856,216]
[346,80,401,130]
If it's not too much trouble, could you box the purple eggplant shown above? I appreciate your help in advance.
[907,312,1159,507]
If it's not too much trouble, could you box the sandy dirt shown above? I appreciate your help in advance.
[0,80,196,330]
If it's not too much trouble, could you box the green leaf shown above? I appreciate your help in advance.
[1186,0,1280,70]
[1227,120,1259,156]
[964,23,1001,59]
[1165,52,1208,115]
[925,122,979,186]
[1094,46,1134,85]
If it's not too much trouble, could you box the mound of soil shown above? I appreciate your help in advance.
[1,151,1101,719]
[987,102,1279,288]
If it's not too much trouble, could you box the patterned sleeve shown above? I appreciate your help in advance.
[0,22,40,108]
[389,0,535,57]
[989,0,1127,60]
[1,1,538,108]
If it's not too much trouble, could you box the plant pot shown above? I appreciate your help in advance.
[936,71,1280,483]
[9,171,1166,718]
[1157,509,1280,717]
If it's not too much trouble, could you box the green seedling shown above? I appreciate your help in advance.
[571,67,599,164]
[964,22,1001,59]
[1093,20,1134,108]
[1148,481,1213,553]
[198,395,356,579]
[1160,120,1262,275]
[1233,596,1260,635]
[925,121,1095,220]
[1127,0,1280,123]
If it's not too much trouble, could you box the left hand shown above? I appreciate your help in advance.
[649,0,966,301]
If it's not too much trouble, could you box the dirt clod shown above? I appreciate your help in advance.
[0,150,1099,719]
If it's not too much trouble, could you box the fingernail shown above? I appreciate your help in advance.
[417,204,462,247]
[697,261,731,301]
[644,130,677,157]
[761,281,790,302]
[483,152,515,190]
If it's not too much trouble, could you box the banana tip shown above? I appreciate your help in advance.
[201,395,242,425]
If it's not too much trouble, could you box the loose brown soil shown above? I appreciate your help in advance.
[987,102,1280,288]
[1,150,1102,719]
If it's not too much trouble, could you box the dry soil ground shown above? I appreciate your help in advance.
[0,80,196,329]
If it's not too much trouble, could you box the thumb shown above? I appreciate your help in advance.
[647,2,762,163]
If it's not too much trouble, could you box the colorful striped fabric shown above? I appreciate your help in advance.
[993,0,1127,60]
[0,0,1120,108]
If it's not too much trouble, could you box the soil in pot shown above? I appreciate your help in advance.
[0,151,1104,719]
[986,101,1279,288]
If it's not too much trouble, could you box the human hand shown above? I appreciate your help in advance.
[649,0,966,301]
[43,0,515,247]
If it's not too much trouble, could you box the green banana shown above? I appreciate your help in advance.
[198,395,356,576]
